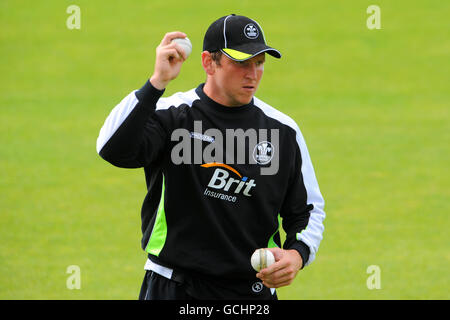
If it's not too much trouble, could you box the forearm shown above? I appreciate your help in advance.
[281,129,326,268]
[286,241,310,269]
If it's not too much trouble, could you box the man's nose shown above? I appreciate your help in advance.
[245,62,258,79]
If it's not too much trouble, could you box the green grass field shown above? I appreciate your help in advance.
[1,0,448,299]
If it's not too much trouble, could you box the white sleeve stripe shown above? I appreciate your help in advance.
[295,131,326,266]
[96,90,139,154]
[253,97,325,266]
[96,88,199,155]
[155,88,199,110]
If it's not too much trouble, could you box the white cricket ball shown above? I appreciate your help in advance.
[172,37,192,58]
[251,248,275,272]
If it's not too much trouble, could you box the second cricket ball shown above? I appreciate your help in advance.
[251,248,275,272]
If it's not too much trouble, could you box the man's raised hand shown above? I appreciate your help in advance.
[150,31,188,90]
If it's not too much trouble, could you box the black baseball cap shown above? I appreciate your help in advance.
[203,14,281,61]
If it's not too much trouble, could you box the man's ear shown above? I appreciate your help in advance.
[201,51,215,76]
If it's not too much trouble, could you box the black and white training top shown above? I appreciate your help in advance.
[96,80,325,299]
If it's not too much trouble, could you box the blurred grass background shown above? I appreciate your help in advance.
[0,0,448,299]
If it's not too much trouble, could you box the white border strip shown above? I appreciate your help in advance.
[144,258,173,279]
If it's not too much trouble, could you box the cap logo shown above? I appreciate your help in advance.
[244,23,259,39]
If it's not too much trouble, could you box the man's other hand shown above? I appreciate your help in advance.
[256,248,303,288]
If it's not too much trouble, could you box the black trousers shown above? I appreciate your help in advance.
[139,270,195,300]
[139,270,278,300]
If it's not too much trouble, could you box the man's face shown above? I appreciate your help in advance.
[211,53,265,106]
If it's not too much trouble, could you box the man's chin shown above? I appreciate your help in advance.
[225,90,256,106]
[237,92,255,105]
